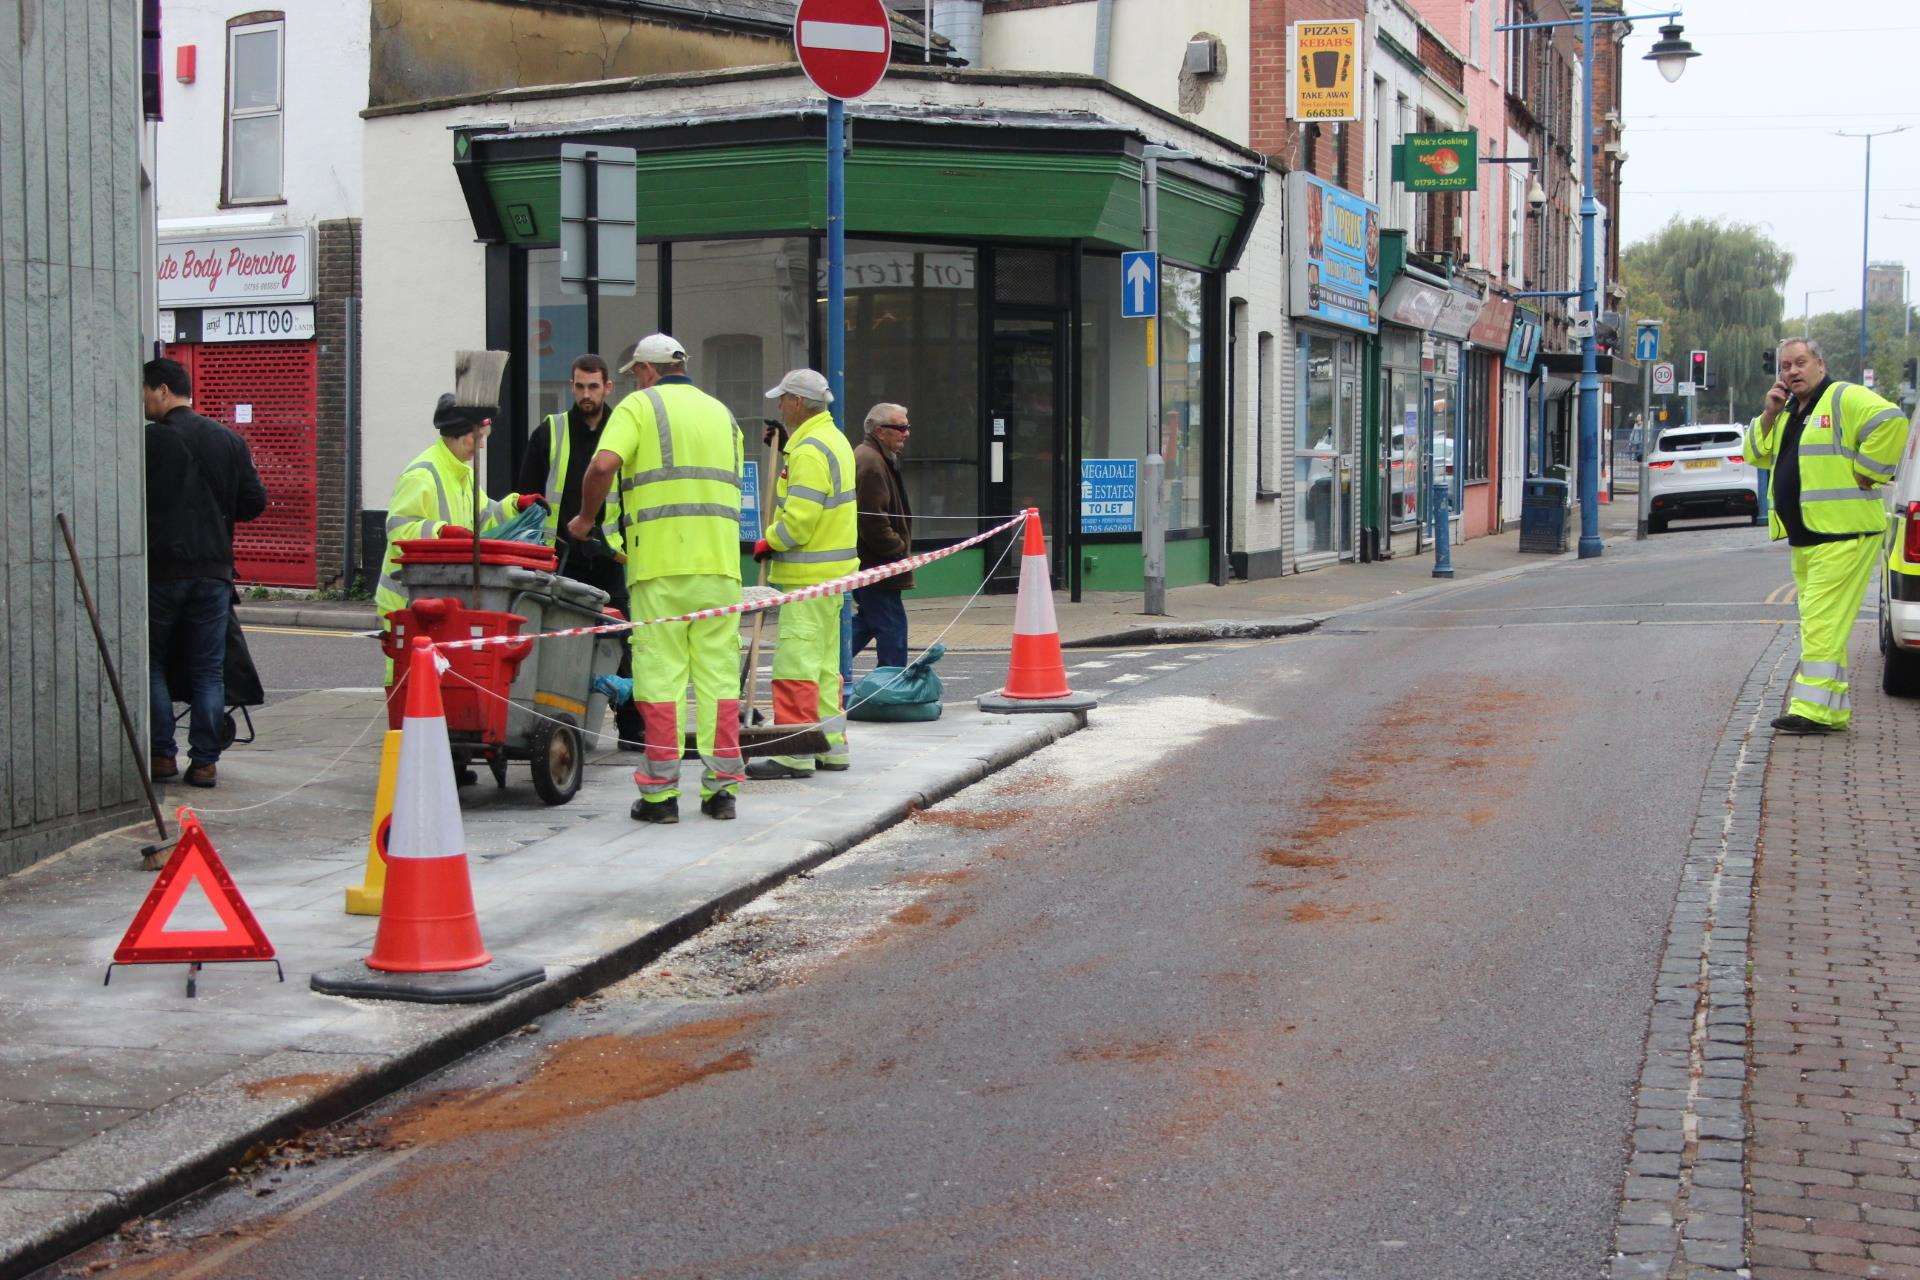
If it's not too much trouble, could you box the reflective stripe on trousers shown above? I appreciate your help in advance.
[1786,536,1880,727]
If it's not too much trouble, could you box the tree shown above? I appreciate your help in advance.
[1802,304,1920,407]
[1621,217,1792,422]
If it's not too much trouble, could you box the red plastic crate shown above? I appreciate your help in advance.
[381,599,532,741]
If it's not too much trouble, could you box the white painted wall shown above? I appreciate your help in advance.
[361,107,490,493]
[154,0,369,226]
[979,0,1251,147]
[1367,0,1423,235]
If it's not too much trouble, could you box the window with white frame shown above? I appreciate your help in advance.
[225,16,284,203]
[1467,1,1482,67]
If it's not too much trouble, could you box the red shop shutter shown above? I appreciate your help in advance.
[164,340,319,587]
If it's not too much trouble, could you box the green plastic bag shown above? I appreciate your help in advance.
[847,643,946,722]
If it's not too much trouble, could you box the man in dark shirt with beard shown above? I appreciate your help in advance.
[518,353,644,749]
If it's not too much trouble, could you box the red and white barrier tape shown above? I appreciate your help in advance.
[432,511,1030,652]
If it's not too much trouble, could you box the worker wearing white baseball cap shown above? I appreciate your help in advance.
[748,369,858,779]
[573,334,748,822]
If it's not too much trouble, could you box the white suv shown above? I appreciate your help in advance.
[1644,425,1761,533]
[1879,423,1920,695]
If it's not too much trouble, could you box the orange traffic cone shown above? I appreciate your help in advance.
[978,509,1096,715]
[311,639,544,1003]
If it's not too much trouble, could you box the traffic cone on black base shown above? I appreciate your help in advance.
[978,509,1097,715]
[312,639,545,1004]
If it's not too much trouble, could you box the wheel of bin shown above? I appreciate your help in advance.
[530,713,583,805]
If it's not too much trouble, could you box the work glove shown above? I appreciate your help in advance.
[761,419,788,450]
[516,493,547,511]
[436,524,473,540]
[752,538,773,564]
[592,673,633,706]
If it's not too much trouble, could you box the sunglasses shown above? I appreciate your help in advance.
[881,422,911,434]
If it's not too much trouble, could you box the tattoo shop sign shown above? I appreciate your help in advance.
[157,227,314,305]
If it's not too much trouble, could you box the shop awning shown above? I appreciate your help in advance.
[454,96,1263,270]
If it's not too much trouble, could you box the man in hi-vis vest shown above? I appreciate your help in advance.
[572,335,747,822]
[747,369,859,780]
[1746,337,1910,733]
[516,352,643,749]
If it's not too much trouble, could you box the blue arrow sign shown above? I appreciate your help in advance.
[1121,251,1158,319]
[1635,324,1660,362]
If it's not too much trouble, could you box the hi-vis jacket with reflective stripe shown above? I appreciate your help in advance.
[765,411,858,587]
[542,411,625,557]
[599,379,744,584]
[1746,381,1910,540]
[374,437,521,616]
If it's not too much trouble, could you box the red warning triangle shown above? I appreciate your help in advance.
[114,808,274,964]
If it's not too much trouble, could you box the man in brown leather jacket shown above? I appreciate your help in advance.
[851,402,913,667]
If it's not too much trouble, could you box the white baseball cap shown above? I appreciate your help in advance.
[618,333,687,372]
[764,368,833,403]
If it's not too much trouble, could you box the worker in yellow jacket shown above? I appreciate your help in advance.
[375,394,539,677]
[572,334,746,823]
[748,369,858,780]
[1745,337,1910,733]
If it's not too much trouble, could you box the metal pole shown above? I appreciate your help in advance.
[1635,325,1655,539]
[55,513,171,857]
[1575,0,1603,559]
[827,99,847,424]
[1142,152,1166,616]
[1861,134,1872,381]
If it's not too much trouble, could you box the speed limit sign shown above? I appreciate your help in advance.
[1651,361,1676,394]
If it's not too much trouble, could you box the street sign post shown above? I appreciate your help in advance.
[794,0,892,420]
[1635,320,1665,540]
[1651,362,1675,395]
[1120,251,1158,319]
[1677,380,1696,397]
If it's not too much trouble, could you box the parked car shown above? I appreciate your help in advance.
[1644,425,1760,532]
[1878,428,1920,696]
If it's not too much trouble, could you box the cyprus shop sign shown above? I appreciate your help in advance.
[156,228,314,306]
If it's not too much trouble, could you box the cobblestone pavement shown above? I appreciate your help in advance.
[1746,622,1920,1280]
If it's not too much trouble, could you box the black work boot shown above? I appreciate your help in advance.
[700,792,737,821]
[1770,713,1840,735]
[745,759,812,781]
[631,796,680,824]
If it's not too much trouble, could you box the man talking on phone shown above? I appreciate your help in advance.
[1745,337,1909,733]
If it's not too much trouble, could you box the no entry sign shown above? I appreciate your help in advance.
[794,0,893,101]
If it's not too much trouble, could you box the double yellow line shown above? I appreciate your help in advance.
[1764,582,1800,606]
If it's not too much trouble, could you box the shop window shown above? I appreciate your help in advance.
[1296,334,1343,557]
[1463,354,1491,483]
[225,15,284,203]
[1257,331,1277,494]
[525,247,587,431]
[823,241,981,523]
[1081,256,1211,534]
[674,236,812,429]
[594,243,661,390]
[704,335,766,426]
[1160,264,1207,531]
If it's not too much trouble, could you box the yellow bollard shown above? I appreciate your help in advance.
[344,730,402,916]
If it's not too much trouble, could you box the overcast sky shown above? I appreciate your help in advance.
[1618,0,1920,324]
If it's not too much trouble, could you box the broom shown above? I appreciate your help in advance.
[452,349,511,597]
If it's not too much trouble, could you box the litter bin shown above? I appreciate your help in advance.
[1519,478,1570,554]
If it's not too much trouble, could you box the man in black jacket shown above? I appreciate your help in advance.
[851,402,914,668]
[143,358,267,787]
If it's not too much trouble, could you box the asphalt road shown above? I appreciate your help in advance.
[60,524,1793,1280]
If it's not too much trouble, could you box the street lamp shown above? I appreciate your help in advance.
[1497,3,1701,560]
[1837,126,1909,381]
[1804,287,1833,337]
[1644,22,1699,83]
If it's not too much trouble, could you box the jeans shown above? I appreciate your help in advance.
[851,587,909,669]
[150,577,231,765]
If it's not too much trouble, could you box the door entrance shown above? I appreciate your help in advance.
[987,312,1065,591]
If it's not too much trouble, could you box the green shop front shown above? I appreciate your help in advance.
[451,95,1261,598]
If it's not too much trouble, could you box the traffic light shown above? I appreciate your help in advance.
[1690,349,1709,389]
[1762,348,1776,376]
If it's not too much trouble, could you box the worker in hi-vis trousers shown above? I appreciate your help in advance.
[572,334,747,823]
[376,394,538,680]
[748,369,859,780]
[1746,337,1909,734]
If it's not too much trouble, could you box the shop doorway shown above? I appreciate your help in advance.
[986,312,1065,591]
